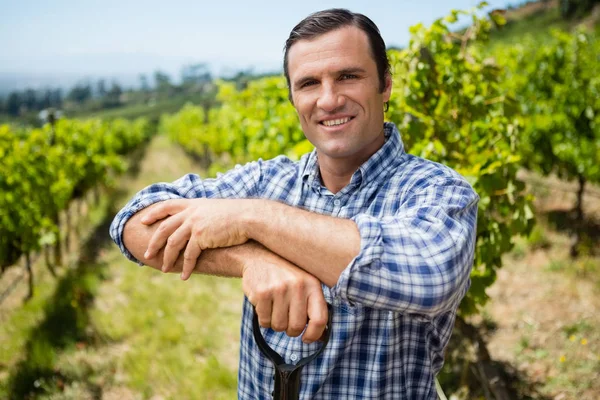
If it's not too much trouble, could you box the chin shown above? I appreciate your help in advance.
[319,145,357,159]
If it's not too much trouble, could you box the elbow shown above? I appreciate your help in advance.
[416,271,470,316]
[122,213,152,264]
[417,239,474,316]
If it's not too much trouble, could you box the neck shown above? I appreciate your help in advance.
[318,134,386,193]
[318,160,357,194]
[316,125,387,193]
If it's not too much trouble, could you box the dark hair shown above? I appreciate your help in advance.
[283,9,390,96]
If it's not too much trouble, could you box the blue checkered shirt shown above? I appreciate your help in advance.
[110,122,478,399]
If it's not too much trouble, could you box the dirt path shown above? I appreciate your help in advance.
[483,182,600,399]
[89,135,243,400]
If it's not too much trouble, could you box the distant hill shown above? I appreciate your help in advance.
[2,1,598,98]
[0,72,144,97]
[488,0,600,48]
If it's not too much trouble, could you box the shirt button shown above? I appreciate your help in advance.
[290,353,298,362]
[333,199,341,206]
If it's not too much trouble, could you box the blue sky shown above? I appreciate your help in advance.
[0,0,514,83]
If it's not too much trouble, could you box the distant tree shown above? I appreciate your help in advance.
[109,81,122,97]
[23,89,37,111]
[67,82,92,104]
[7,92,21,116]
[50,89,63,108]
[39,89,52,110]
[139,74,150,92]
[181,63,212,86]
[97,79,107,98]
[154,71,172,93]
[103,81,123,108]
[560,0,600,18]
[226,69,255,90]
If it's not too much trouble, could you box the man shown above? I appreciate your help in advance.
[110,8,478,399]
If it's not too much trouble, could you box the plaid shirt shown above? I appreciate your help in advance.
[110,122,478,399]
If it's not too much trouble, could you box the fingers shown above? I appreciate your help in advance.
[161,223,192,273]
[270,291,289,333]
[181,240,202,280]
[255,299,273,329]
[286,288,308,337]
[140,200,185,225]
[303,292,328,344]
[145,213,186,260]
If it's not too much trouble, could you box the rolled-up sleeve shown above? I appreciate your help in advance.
[331,177,479,316]
[109,160,264,264]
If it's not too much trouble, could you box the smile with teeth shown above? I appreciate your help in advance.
[321,117,353,127]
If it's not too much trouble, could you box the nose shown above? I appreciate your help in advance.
[316,82,345,112]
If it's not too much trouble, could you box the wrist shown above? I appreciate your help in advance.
[241,199,266,242]
[234,240,262,277]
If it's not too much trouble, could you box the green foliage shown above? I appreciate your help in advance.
[161,78,311,169]
[527,224,552,249]
[497,28,600,186]
[161,103,208,158]
[386,6,534,314]
[0,117,152,268]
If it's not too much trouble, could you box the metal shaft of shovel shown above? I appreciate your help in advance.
[252,304,333,400]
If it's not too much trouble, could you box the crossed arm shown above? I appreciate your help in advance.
[123,198,361,342]
[119,173,478,342]
[137,198,361,285]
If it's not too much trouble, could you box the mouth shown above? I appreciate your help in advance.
[319,116,355,127]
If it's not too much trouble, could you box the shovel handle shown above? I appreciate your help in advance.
[252,304,333,399]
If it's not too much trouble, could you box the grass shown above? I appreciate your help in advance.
[6,264,105,399]
[488,5,569,49]
[0,189,114,399]
[484,0,600,58]
[480,172,600,399]
[88,135,242,398]
[90,254,241,399]
[0,134,243,399]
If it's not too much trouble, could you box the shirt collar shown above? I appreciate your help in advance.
[301,122,405,189]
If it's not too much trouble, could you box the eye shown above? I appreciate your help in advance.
[340,74,358,80]
[300,80,318,88]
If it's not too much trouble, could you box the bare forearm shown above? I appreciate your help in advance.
[246,200,361,287]
[124,206,250,278]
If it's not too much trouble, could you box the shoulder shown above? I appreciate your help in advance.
[391,153,478,198]
[252,154,305,181]
[217,154,300,179]
[223,154,307,196]
[255,153,314,200]
[260,154,302,172]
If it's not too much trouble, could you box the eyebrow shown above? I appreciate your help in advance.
[338,67,367,76]
[293,67,367,89]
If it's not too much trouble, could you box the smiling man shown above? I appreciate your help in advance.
[110,9,479,399]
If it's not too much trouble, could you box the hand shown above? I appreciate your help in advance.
[141,198,252,278]
[242,249,328,344]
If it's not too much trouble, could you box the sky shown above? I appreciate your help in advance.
[0,0,515,89]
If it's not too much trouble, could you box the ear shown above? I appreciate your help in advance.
[382,73,392,103]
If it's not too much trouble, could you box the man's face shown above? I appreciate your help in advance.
[287,25,392,168]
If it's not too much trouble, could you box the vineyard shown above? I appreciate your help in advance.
[1,2,599,400]
[1,117,151,298]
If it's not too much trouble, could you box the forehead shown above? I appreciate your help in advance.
[287,25,374,79]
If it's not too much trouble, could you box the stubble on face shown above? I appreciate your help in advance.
[287,25,392,188]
